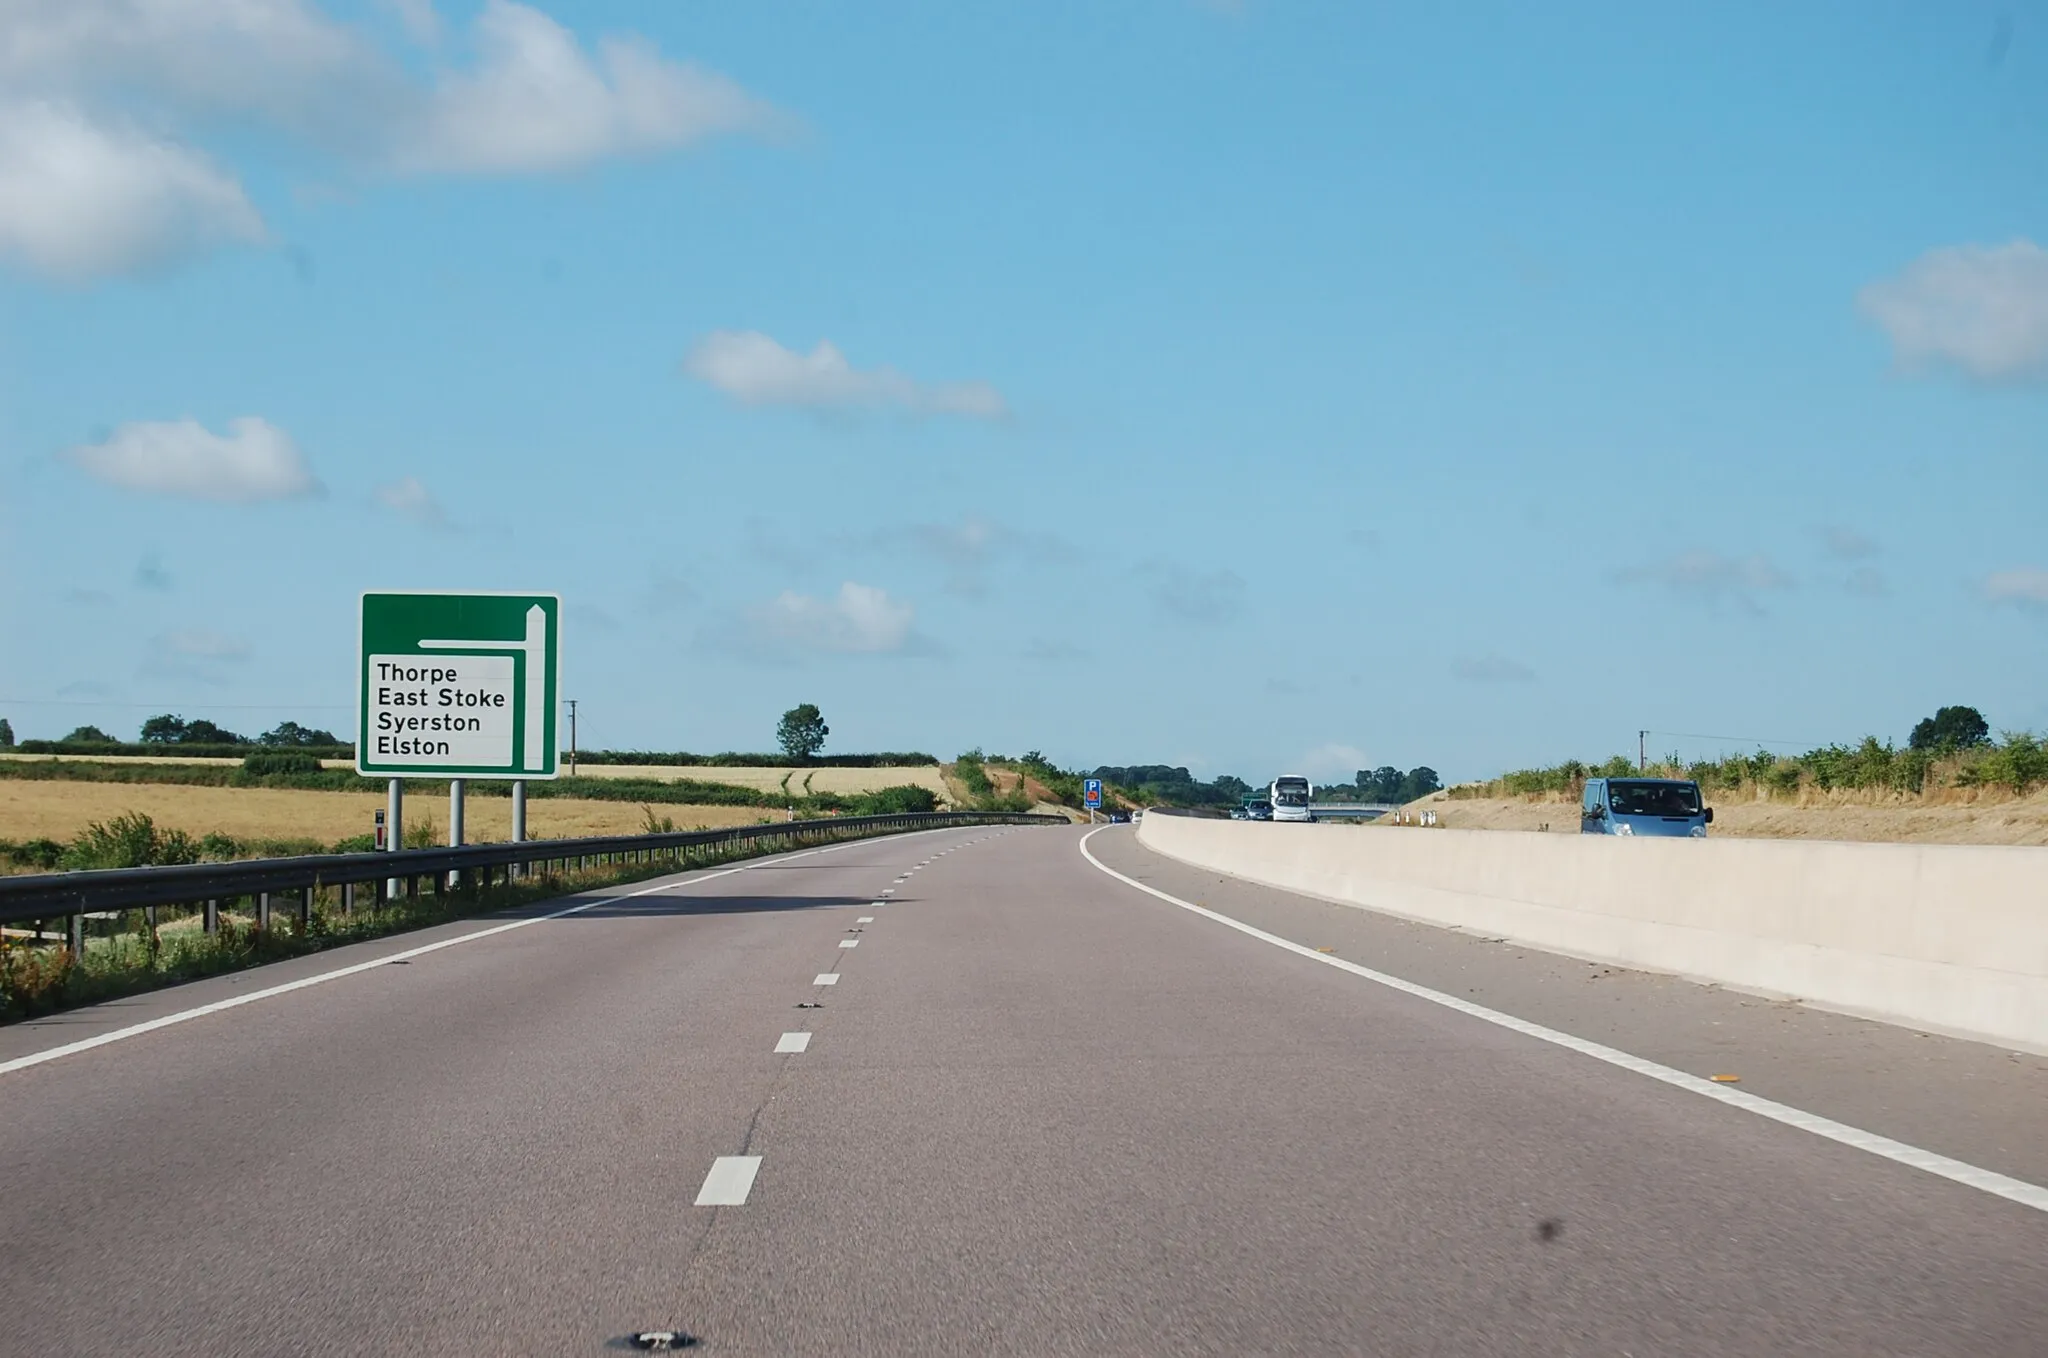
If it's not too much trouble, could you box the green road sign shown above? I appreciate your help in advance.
[358,592,560,779]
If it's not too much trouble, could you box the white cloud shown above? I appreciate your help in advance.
[685,331,1010,420]
[1452,653,1536,683]
[374,475,447,526]
[0,102,265,279]
[0,0,377,124]
[1295,744,1369,784]
[379,0,442,45]
[1984,569,2048,608]
[1612,550,1792,612]
[156,628,251,660]
[66,417,320,502]
[394,0,783,175]
[1858,239,2048,382]
[1820,526,1879,560]
[747,582,914,654]
[1145,563,1245,623]
[0,0,781,279]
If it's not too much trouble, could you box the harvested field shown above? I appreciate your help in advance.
[550,764,952,797]
[1402,787,2048,846]
[0,753,950,800]
[0,780,777,846]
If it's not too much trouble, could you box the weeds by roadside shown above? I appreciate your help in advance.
[1452,732,2048,803]
[0,822,918,1024]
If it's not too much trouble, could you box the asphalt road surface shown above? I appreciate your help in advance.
[4,823,2045,1356]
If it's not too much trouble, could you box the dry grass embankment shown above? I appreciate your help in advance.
[1396,785,2048,846]
[0,780,777,847]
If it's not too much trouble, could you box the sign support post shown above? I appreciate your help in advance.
[511,781,527,878]
[449,778,466,886]
[360,592,562,887]
[385,779,404,899]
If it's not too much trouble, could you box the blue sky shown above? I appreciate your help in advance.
[3,0,2045,785]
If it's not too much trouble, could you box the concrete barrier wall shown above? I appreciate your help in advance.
[1136,814,2048,1053]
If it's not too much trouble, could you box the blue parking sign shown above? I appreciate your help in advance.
[1083,778,1103,808]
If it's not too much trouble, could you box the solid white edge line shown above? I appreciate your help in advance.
[694,1154,762,1206]
[775,1031,812,1054]
[1,829,960,1079]
[1076,827,2048,1216]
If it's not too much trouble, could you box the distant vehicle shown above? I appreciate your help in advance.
[1247,799,1274,821]
[1107,809,1132,824]
[1270,774,1313,823]
[1229,805,1248,820]
[1581,778,1713,838]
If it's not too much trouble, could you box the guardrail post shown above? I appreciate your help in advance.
[204,899,219,934]
[257,892,272,932]
[298,886,313,933]
[342,882,355,916]
[67,912,84,959]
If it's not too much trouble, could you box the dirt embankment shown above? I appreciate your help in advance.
[1401,785,2048,846]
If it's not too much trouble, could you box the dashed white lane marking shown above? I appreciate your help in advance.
[775,1032,812,1054]
[814,973,839,985]
[694,1155,762,1206]
[857,916,875,923]
[869,901,888,908]
[839,939,859,949]
[880,889,895,896]
[1077,829,2048,1217]
[0,844,848,1078]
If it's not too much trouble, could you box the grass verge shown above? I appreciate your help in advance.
[0,820,929,1025]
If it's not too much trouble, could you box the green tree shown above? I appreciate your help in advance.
[1908,705,1991,752]
[258,720,339,747]
[139,714,188,743]
[0,717,13,747]
[63,725,115,744]
[1401,766,1443,800]
[173,718,247,745]
[776,703,829,760]
[1212,774,1252,802]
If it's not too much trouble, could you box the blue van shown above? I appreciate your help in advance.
[1581,777,1713,838]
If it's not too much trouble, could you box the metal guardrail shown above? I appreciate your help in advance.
[0,810,1064,952]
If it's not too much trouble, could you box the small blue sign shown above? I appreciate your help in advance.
[1083,778,1103,808]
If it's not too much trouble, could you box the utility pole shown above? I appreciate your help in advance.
[566,699,578,777]
[1639,730,1647,772]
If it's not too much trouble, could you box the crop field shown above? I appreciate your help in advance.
[537,764,953,796]
[0,780,778,846]
[0,754,951,799]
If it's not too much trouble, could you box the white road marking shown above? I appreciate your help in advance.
[858,916,875,923]
[10,821,999,1075]
[814,973,839,985]
[694,1155,762,1206]
[880,889,895,896]
[839,939,859,949]
[775,1032,812,1054]
[870,901,887,908]
[0,834,917,1078]
[1077,828,2048,1217]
